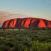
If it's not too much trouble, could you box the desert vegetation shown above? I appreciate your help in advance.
[0,29,51,51]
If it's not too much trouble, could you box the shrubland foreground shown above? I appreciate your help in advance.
[0,29,51,51]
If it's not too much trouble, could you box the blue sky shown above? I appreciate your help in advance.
[0,0,51,19]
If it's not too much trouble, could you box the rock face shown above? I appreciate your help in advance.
[2,18,51,29]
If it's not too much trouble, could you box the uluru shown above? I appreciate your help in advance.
[2,17,51,29]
